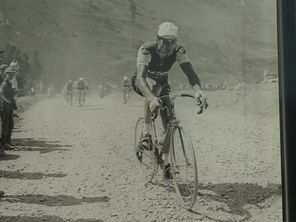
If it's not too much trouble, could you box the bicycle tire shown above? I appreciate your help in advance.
[170,126,198,209]
[134,117,158,182]
[78,92,81,107]
[78,91,85,108]
[81,92,85,108]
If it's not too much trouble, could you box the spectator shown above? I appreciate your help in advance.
[0,48,4,65]
[0,64,9,83]
[0,66,18,154]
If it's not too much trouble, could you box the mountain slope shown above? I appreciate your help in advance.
[0,0,277,86]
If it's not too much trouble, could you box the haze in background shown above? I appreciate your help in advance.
[0,0,277,86]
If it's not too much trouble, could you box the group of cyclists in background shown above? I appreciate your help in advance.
[63,77,89,107]
[62,76,134,107]
[97,81,113,99]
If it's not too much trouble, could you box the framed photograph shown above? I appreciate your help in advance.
[0,0,288,221]
[277,0,296,222]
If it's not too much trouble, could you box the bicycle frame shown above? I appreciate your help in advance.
[78,90,86,107]
[135,88,198,209]
[151,92,183,153]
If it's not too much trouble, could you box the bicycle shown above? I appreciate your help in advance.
[66,90,73,105]
[123,86,132,105]
[78,89,86,108]
[134,90,200,209]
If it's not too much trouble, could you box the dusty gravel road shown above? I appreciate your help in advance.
[0,84,282,222]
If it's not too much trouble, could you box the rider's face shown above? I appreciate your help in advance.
[156,36,177,56]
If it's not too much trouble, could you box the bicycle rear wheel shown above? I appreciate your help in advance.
[170,126,198,209]
[81,92,86,108]
[134,117,158,182]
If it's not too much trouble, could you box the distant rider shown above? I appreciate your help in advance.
[121,76,132,104]
[76,77,88,105]
[66,80,74,105]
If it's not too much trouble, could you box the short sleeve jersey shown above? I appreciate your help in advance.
[77,80,87,90]
[136,41,191,73]
[122,79,131,87]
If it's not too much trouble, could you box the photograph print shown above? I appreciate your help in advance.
[0,0,282,222]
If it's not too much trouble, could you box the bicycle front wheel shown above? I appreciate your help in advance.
[170,126,198,209]
[134,117,158,182]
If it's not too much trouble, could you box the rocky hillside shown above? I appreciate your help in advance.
[0,0,277,85]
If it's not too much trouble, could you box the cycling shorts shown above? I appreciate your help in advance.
[132,75,171,97]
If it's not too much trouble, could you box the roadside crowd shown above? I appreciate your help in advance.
[0,48,20,157]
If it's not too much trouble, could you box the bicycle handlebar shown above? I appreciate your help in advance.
[179,93,195,99]
[151,92,204,120]
[157,92,195,100]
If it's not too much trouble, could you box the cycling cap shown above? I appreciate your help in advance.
[158,22,178,38]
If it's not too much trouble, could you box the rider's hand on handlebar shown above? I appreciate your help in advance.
[194,90,208,114]
[149,97,162,113]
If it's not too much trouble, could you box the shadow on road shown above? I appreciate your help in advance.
[151,180,175,193]
[190,182,281,222]
[0,154,20,161]
[0,215,103,222]
[0,170,66,179]
[0,194,110,206]
[84,107,105,111]
[11,138,71,154]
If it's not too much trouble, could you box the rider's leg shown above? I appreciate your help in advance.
[142,81,161,135]
[70,92,73,105]
[140,83,161,150]
[159,84,174,175]
[123,88,127,103]
[127,87,132,105]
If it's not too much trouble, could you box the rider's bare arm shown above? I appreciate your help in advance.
[177,47,207,109]
[176,47,201,87]
[137,64,155,101]
[136,46,157,101]
[179,62,201,87]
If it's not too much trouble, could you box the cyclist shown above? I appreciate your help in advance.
[76,77,88,105]
[132,22,208,179]
[66,80,74,105]
[121,76,132,104]
[0,66,18,154]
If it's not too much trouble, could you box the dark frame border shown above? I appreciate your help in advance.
[277,0,296,221]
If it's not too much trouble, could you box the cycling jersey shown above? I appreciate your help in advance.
[77,80,87,90]
[67,82,74,90]
[122,79,131,87]
[136,41,190,81]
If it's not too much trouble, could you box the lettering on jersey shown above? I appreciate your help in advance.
[147,71,168,79]
[141,47,150,55]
